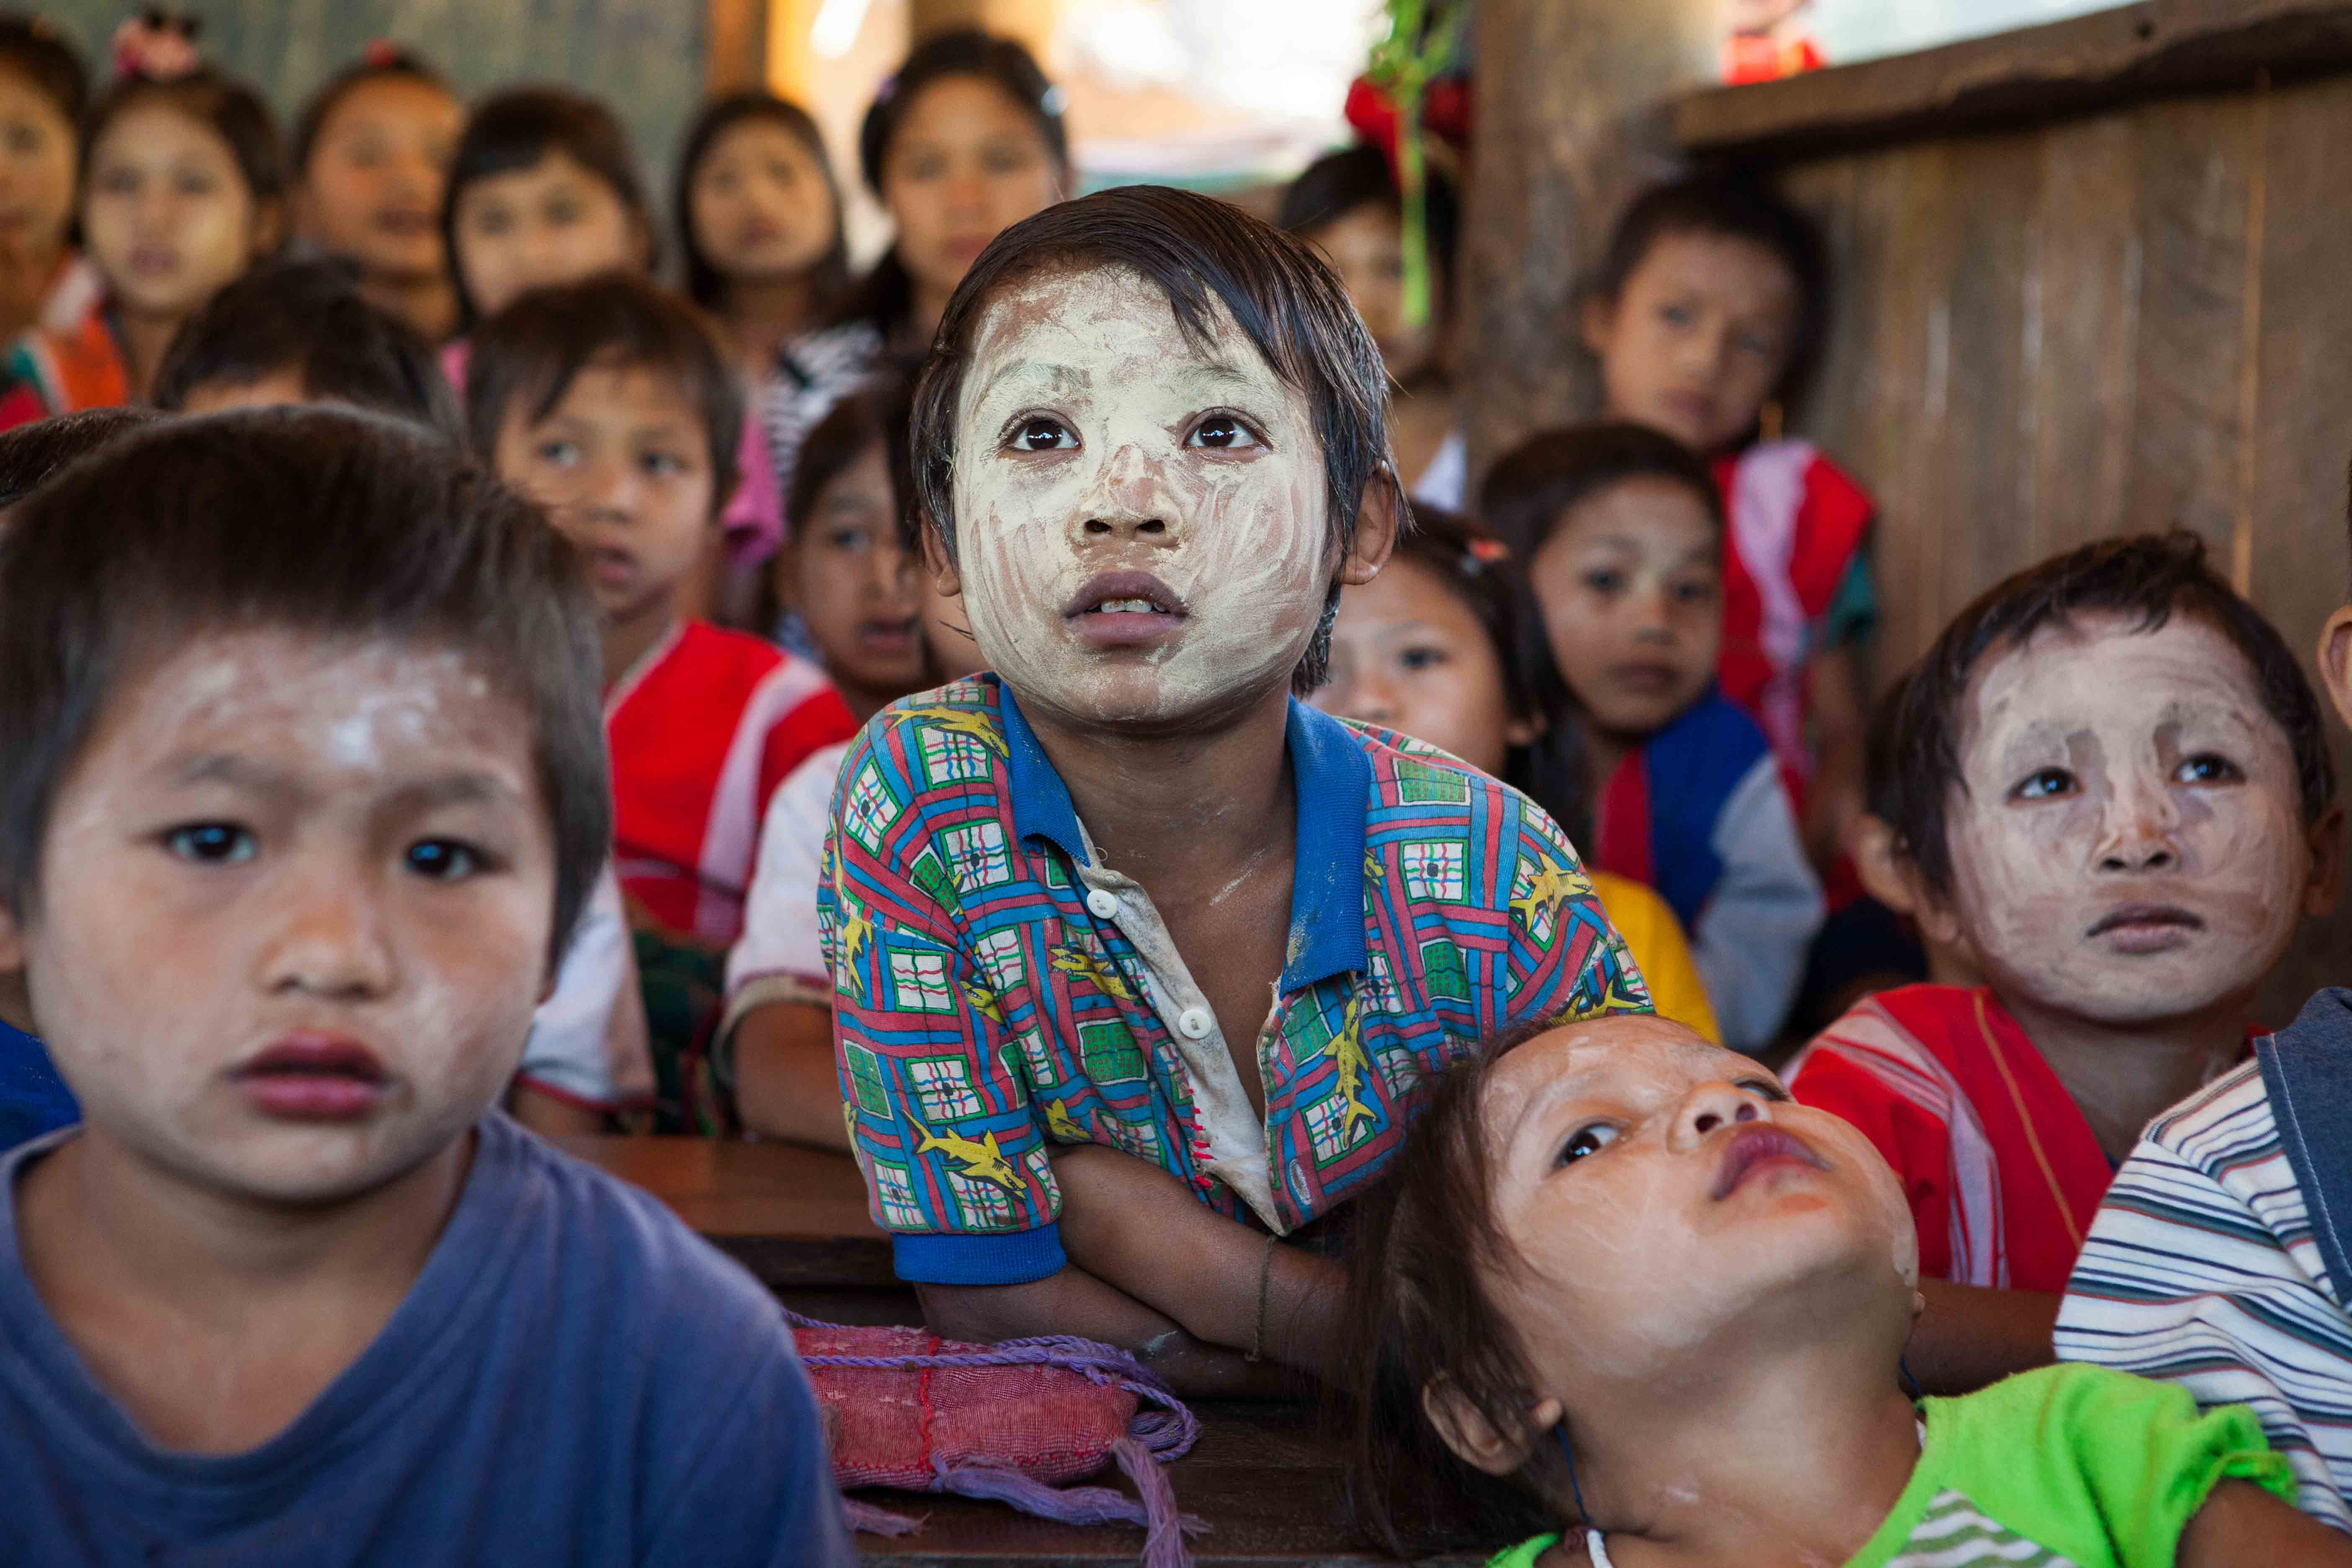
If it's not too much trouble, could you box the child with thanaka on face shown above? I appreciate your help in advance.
[1344,1013,2348,1568]
[823,185,1647,1394]
[0,17,92,344]
[1480,423,1822,1055]
[1310,502,1719,1045]
[723,379,935,1146]
[0,55,284,422]
[1583,175,1873,876]
[0,409,848,1561]
[2055,500,2352,1534]
[288,46,464,342]
[467,273,853,1134]
[1785,534,2341,1394]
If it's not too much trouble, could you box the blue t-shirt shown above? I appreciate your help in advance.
[0,1018,75,1150]
[0,1113,852,1565]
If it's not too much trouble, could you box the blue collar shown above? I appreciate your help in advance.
[998,681,1370,991]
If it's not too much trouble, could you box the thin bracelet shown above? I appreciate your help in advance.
[1247,1232,1279,1362]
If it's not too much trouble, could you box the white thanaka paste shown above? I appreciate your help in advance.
[948,267,1333,728]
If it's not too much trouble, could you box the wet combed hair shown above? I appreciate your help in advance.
[837,27,1068,340]
[464,271,742,516]
[0,408,609,964]
[1393,504,1594,843]
[676,90,848,313]
[1593,173,1829,409]
[0,407,162,508]
[152,257,461,440]
[1343,1024,1573,1555]
[443,87,654,327]
[84,66,287,211]
[909,183,1396,694]
[1277,142,1460,294]
[289,44,448,177]
[0,13,86,127]
[1478,421,1724,563]
[1888,532,2336,902]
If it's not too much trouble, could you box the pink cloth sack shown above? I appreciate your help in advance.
[787,1313,1202,1565]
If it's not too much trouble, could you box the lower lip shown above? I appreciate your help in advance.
[858,625,916,653]
[239,1073,387,1121]
[1070,609,1186,648]
[1666,394,1713,424]
[2097,921,2199,954]
[1610,666,1679,694]
[588,554,635,588]
[1720,1153,1818,1197]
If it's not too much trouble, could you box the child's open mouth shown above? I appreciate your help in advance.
[1709,1123,1826,1199]
[233,1033,391,1122]
[1063,570,1188,649]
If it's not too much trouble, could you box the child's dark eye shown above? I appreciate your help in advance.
[1671,577,1718,606]
[2174,753,2244,786]
[1398,645,1448,672]
[533,438,580,467]
[406,840,482,881]
[1558,1123,1620,1166]
[1736,1077,1789,1103]
[2012,767,2077,802]
[1007,416,1076,453]
[641,451,690,479]
[1658,302,1694,328]
[165,823,256,865]
[1582,568,1626,596]
[1187,414,1262,451]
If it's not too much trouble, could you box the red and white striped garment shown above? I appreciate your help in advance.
[606,619,854,945]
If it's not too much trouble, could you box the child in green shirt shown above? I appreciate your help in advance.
[1343,1013,2350,1566]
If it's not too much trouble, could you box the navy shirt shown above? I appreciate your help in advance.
[0,1019,75,1149]
[0,1113,851,1566]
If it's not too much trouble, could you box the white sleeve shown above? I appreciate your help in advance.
[516,864,633,1107]
[721,743,849,1037]
[1690,755,1824,1054]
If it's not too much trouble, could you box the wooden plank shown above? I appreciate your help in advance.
[1676,0,2352,162]
[554,1135,883,1238]
[705,0,771,95]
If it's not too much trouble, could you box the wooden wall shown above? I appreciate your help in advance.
[1721,59,2352,1019]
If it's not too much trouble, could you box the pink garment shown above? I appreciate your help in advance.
[440,338,783,566]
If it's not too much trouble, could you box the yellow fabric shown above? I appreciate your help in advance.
[1589,872,1721,1045]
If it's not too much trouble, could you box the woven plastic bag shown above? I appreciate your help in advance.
[787,1312,1203,1566]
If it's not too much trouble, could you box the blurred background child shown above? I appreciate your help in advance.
[287,44,462,341]
[0,51,283,422]
[677,90,846,378]
[0,15,90,345]
[1278,143,1463,508]
[1583,174,1872,879]
[1483,421,1822,1054]
[1312,501,1719,1043]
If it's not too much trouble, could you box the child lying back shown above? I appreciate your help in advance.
[1345,1013,2349,1566]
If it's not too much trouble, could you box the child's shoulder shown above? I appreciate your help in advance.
[1318,709,1557,830]
[1719,437,1877,516]
[837,678,1011,796]
[655,621,840,716]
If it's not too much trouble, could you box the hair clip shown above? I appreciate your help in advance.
[363,39,404,69]
[1039,85,1068,117]
[1463,536,1511,569]
[112,11,201,83]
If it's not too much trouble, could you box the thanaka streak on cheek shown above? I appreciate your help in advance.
[1946,615,2309,1025]
[949,267,1332,727]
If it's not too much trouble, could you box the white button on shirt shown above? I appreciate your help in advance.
[1176,1007,1215,1040]
[1084,888,1120,919]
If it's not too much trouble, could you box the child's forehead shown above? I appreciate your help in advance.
[1485,1016,1746,1128]
[1959,610,2267,751]
[964,264,1269,388]
[530,356,705,425]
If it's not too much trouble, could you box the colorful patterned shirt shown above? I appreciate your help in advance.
[819,676,1647,1285]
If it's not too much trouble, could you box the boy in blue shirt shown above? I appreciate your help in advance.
[823,186,1648,1393]
[0,410,848,1564]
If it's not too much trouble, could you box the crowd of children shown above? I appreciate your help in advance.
[5,8,2352,1565]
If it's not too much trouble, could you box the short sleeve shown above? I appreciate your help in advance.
[757,686,856,827]
[723,744,850,1038]
[1497,804,1650,1032]
[1787,1044,1956,1281]
[516,864,635,1108]
[820,721,1063,1285]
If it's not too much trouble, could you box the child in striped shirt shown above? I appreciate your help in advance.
[2058,514,2352,1532]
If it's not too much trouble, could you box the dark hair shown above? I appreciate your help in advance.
[84,67,287,212]
[757,375,918,637]
[1390,504,1594,843]
[442,87,655,328]
[1889,532,2336,901]
[0,407,161,508]
[1592,173,1828,410]
[0,13,86,128]
[837,27,1068,342]
[1862,668,1911,826]
[910,184,1395,694]
[464,271,741,516]
[152,257,461,439]
[1343,1025,1573,1555]
[676,90,848,314]
[1478,421,1724,562]
[289,45,449,178]
[0,408,609,963]
[1277,142,1460,294]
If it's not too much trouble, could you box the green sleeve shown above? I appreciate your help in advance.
[1932,1364,2295,1568]
[1485,1534,1560,1568]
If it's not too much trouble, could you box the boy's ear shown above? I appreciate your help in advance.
[920,518,963,600]
[2317,607,2352,734]
[2305,805,2344,919]
[249,197,287,260]
[1850,815,1916,918]
[1421,1377,1559,1478]
[1338,467,1402,588]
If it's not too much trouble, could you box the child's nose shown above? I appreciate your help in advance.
[2096,773,2182,872]
[1667,1080,1765,1151]
[257,869,397,1001]
[1077,445,1174,544]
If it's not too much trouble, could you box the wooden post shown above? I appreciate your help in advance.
[1461,0,1720,482]
[707,0,773,96]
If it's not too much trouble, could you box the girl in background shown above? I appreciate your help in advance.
[0,52,283,423]
[0,15,91,344]
[289,44,462,341]
[678,90,846,375]
[761,27,1067,504]
[1312,503,1720,1044]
